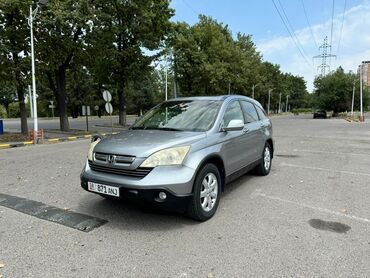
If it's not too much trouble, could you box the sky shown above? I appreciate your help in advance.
[170,0,370,91]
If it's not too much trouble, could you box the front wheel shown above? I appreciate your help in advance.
[255,142,272,176]
[187,164,221,221]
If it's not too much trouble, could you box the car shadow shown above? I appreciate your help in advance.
[76,171,264,231]
[77,194,198,232]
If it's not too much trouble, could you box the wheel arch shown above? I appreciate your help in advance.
[193,154,226,192]
[266,138,274,158]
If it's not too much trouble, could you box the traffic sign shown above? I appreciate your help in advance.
[105,103,113,114]
[102,90,112,102]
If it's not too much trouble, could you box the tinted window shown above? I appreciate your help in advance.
[255,105,267,120]
[240,101,259,123]
[223,101,244,127]
[131,100,221,132]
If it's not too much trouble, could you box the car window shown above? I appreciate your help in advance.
[223,101,244,127]
[240,101,259,123]
[255,105,267,120]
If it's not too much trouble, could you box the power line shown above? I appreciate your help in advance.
[271,0,313,69]
[300,0,319,49]
[336,0,347,55]
[329,0,335,58]
[276,0,311,61]
[181,0,199,17]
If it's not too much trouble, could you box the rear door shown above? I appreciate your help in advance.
[239,100,264,164]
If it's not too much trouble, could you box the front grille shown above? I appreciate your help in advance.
[94,153,135,165]
[88,161,152,178]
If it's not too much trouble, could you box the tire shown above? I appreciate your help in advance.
[255,142,272,176]
[187,164,221,221]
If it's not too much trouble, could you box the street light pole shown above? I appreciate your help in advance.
[278,93,282,114]
[29,5,38,144]
[28,0,47,143]
[268,89,274,115]
[359,63,364,121]
[252,84,258,99]
[351,80,357,116]
[286,95,290,113]
[165,54,168,101]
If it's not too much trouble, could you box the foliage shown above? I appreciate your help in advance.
[313,67,369,114]
[0,104,7,118]
[169,16,309,111]
[0,0,31,133]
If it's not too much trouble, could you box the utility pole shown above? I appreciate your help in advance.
[228,83,231,95]
[313,36,336,76]
[286,95,290,112]
[28,85,33,118]
[268,89,274,115]
[351,80,357,116]
[165,54,168,101]
[278,93,282,113]
[28,0,48,144]
[252,84,258,99]
[359,63,364,121]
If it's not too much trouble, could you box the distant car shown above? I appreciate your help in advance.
[313,110,327,119]
[81,95,274,221]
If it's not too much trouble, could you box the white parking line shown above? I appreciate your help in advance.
[293,149,370,157]
[255,191,370,224]
[280,162,370,177]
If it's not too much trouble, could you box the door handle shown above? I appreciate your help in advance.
[242,128,250,133]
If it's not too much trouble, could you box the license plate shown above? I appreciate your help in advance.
[88,182,120,197]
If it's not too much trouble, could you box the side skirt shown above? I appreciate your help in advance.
[225,159,261,185]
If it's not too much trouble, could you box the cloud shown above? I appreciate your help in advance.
[257,0,370,91]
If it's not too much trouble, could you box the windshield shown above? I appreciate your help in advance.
[131,100,221,132]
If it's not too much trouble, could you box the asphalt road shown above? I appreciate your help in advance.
[0,115,370,277]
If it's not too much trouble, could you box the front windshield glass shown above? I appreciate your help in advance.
[131,100,221,132]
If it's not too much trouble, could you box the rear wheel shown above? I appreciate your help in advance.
[255,142,272,176]
[187,164,221,221]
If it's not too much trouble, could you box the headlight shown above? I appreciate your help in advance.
[140,146,190,167]
[87,138,101,161]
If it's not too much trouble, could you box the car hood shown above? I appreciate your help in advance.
[93,129,206,157]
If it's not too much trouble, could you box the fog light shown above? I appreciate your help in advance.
[158,192,167,200]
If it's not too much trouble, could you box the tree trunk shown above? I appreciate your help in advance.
[55,68,70,131]
[118,78,127,126]
[17,86,28,135]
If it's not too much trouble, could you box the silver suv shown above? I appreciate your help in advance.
[81,95,274,221]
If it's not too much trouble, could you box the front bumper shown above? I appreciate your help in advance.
[80,161,196,209]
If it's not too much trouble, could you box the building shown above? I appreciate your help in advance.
[360,61,370,87]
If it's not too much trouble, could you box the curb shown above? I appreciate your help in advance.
[0,132,119,150]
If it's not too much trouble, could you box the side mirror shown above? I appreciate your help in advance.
[221,119,244,132]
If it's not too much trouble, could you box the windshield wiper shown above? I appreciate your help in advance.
[157,127,184,131]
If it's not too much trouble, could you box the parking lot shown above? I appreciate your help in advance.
[1,115,370,277]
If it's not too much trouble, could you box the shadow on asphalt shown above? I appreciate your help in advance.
[76,171,261,231]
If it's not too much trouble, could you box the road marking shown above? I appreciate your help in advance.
[68,136,77,140]
[84,135,92,138]
[280,162,370,177]
[0,193,107,232]
[255,191,370,224]
[48,138,59,142]
[0,144,10,149]
[293,149,370,157]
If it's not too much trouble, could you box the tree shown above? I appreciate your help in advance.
[0,0,30,133]
[313,67,369,114]
[36,0,91,131]
[87,0,174,126]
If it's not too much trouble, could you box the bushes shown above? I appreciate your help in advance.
[291,108,312,115]
[0,104,7,118]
